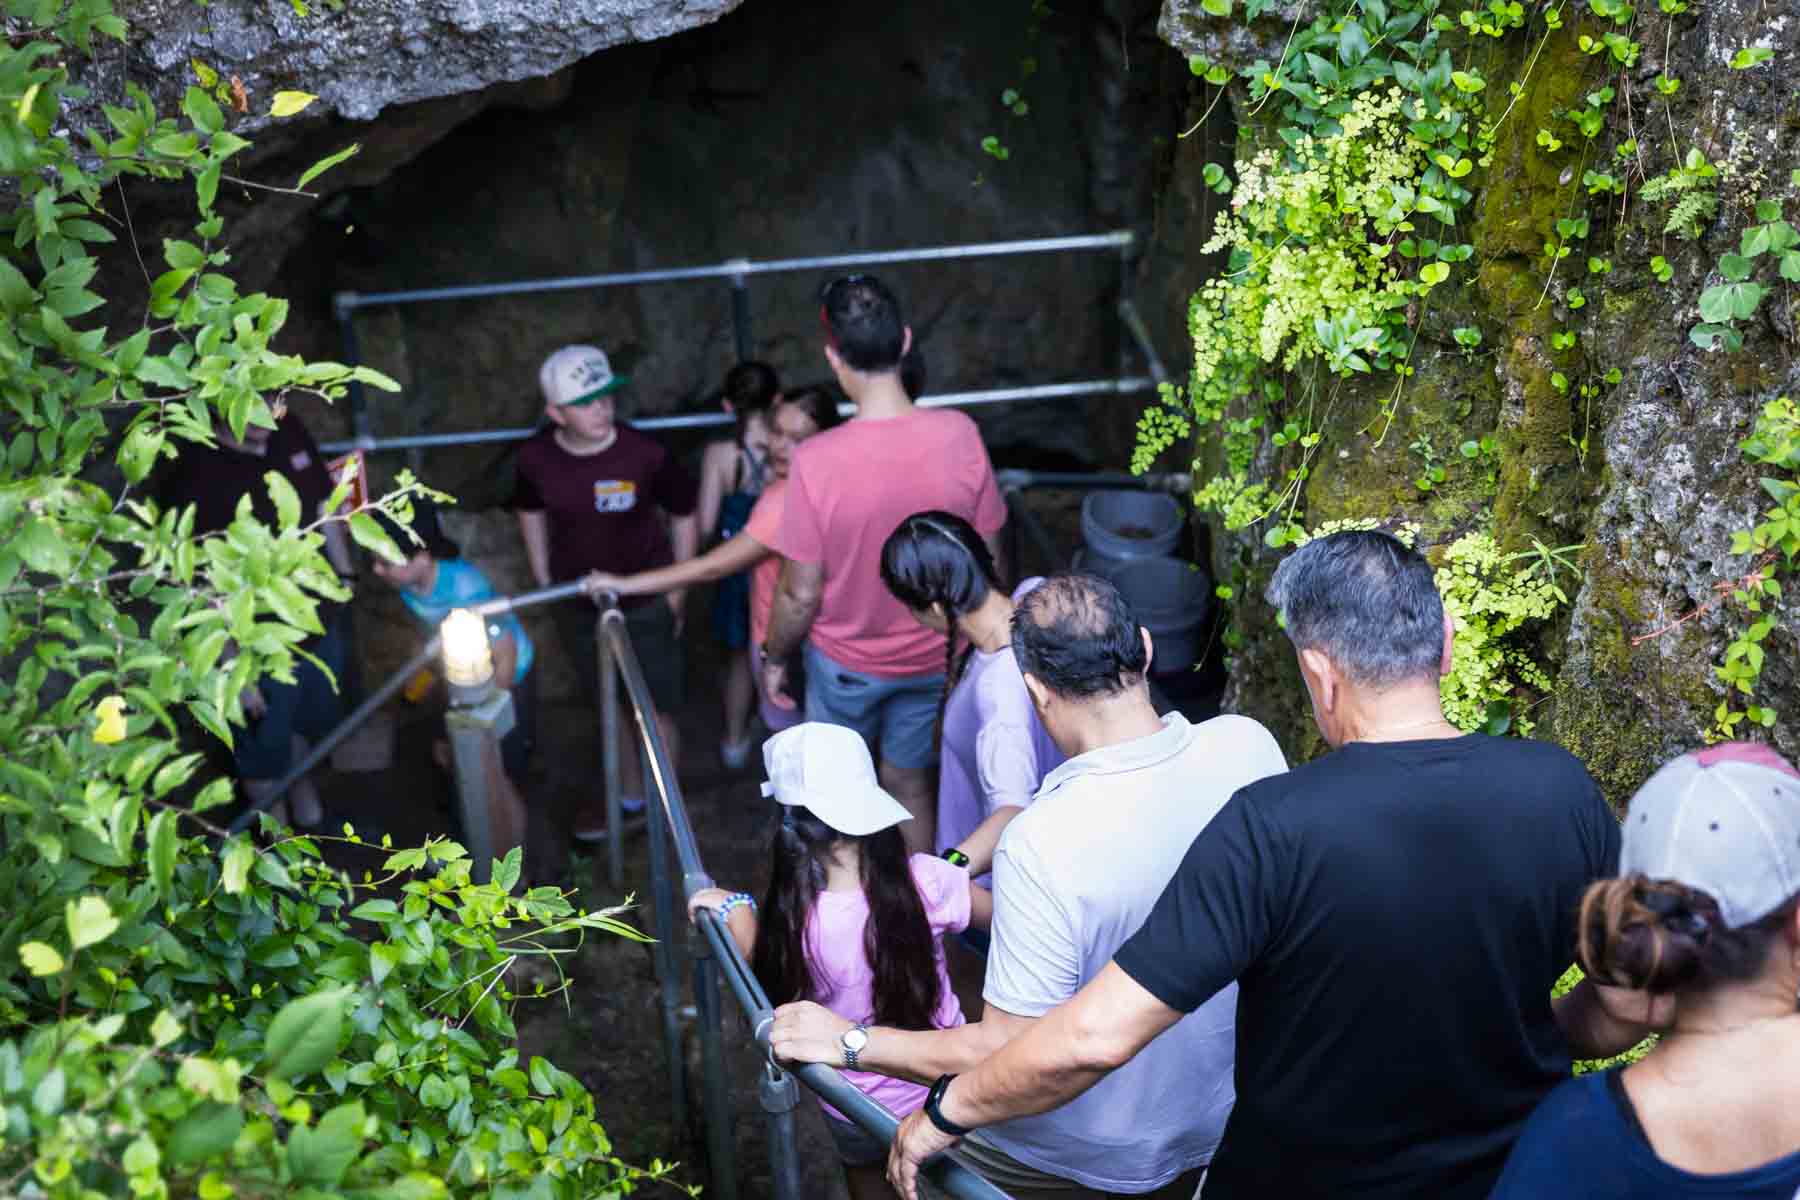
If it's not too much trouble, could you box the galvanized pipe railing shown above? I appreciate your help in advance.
[598,607,1015,1200]
[327,229,1146,444]
[335,232,1134,313]
[318,377,1157,456]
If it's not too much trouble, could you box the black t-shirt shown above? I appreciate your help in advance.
[158,413,334,536]
[1114,734,1620,1200]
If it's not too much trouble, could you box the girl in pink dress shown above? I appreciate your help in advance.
[690,722,991,1199]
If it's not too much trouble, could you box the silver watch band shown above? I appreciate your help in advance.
[843,1023,869,1070]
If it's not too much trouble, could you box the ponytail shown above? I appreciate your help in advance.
[880,510,1002,747]
[1576,874,1800,994]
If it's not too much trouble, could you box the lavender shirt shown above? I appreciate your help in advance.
[936,578,1064,884]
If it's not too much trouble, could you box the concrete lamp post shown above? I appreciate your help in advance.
[440,607,513,884]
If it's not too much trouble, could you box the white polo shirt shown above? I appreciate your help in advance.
[977,711,1289,1192]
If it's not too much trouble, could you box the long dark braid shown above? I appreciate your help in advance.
[880,511,1002,752]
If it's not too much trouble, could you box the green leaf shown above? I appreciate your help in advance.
[349,511,404,563]
[1781,252,1800,283]
[1338,20,1371,65]
[271,90,319,117]
[163,238,205,271]
[287,1102,366,1186]
[263,987,352,1081]
[1200,0,1232,14]
[66,895,119,950]
[1719,252,1755,281]
[19,941,64,976]
[222,836,255,894]
[197,162,221,213]
[168,1102,244,1165]
[1304,52,1340,87]
[0,256,39,314]
[183,86,224,135]
[148,809,179,899]
[1419,261,1450,285]
[15,520,74,574]
[33,1066,66,1116]
[296,142,361,191]
[266,470,302,530]
[1730,46,1774,68]
[152,1009,184,1047]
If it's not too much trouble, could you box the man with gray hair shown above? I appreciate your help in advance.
[886,530,1664,1200]
[770,571,1286,1198]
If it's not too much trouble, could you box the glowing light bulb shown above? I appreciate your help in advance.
[440,608,493,688]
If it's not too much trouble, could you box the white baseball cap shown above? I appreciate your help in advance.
[1622,741,1800,928]
[759,723,912,836]
[539,344,628,407]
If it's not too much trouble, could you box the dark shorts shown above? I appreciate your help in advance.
[499,667,538,781]
[551,595,687,715]
[823,1114,890,1167]
[711,570,751,651]
[235,621,349,780]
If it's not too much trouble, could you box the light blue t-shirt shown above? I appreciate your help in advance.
[400,560,533,685]
[977,712,1288,1192]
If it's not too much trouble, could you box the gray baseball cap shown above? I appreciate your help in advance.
[1621,741,1800,928]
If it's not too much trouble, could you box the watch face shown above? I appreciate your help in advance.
[842,1028,870,1053]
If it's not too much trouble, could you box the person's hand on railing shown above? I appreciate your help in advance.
[580,570,629,602]
[890,1107,962,1200]
[686,887,734,922]
[768,1001,854,1068]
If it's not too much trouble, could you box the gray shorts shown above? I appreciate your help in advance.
[822,1114,890,1167]
[803,642,943,770]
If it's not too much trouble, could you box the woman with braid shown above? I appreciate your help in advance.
[879,512,1063,911]
[1492,742,1800,1199]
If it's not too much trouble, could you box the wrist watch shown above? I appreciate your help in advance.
[941,847,971,869]
[839,1023,870,1069]
[924,1073,974,1137]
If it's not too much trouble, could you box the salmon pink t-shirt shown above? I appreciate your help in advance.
[803,854,971,1120]
[742,478,789,649]
[775,408,1006,677]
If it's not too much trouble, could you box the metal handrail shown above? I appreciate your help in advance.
[317,376,1157,456]
[598,608,1015,1200]
[228,579,597,832]
[327,227,1158,448]
[334,231,1134,312]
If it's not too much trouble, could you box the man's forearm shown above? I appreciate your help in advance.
[764,567,822,659]
[862,1018,1017,1086]
[936,963,1181,1131]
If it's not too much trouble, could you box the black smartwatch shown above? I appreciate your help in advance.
[924,1073,973,1137]
[942,847,970,869]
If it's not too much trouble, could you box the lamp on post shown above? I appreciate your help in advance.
[440,607,514,885]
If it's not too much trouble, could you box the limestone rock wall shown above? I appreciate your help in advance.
[1151,0,1800,798]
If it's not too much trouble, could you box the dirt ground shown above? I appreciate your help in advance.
[291,492,1225,1199]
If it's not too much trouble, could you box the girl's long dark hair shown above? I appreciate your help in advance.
[880,510,1004,738]
[751,807,942,1031]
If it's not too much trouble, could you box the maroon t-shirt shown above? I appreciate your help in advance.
[159,413,334,536]
[510,424,698,584]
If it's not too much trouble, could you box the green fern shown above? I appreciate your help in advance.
[1640,148,1719,240]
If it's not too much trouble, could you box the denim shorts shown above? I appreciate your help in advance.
[803,642,943,770]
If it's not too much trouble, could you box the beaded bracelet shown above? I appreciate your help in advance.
[716,892,756,920]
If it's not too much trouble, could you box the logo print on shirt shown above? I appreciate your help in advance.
[593,480,637,513]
